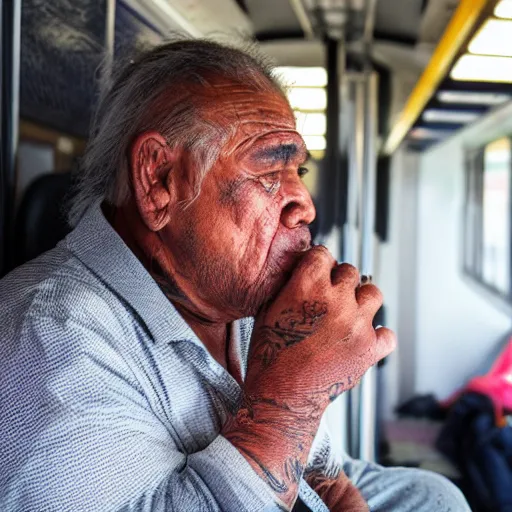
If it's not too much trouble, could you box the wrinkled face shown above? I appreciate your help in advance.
[163,85,316,318]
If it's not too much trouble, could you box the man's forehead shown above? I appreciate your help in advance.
[195,78,306,163]
[246,135,308,165]
[213,89,296,128]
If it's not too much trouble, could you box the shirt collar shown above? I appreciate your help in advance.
[65,200,198,345]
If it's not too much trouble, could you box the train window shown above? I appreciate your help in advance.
[464,137,512,299]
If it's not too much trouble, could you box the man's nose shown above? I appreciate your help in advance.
[280,177,316,229]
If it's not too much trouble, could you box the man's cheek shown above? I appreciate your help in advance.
[219,179,261,227]
[230,185,278,228]
[254,203,282,244]
[237,209,279,272]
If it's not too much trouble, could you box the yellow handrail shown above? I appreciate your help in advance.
[383,0,493,155]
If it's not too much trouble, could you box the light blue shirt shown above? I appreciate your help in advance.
[0,201,472,512]
[0,201,328,511]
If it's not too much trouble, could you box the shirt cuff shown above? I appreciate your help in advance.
[187,435,286,511]
[298,479,330,512]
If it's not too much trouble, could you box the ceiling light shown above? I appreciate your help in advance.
[422,109,481,124]
[437,90,511,105]
[287,88,327,110]
[451,54,512,82]
[303,135,326,151]
[409,128,453,140]
[295,112,326,136]
[468,19,512,57]
[276,67,327,87]
[495,0,512,19]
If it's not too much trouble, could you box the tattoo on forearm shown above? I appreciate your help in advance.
[223,396,314,505]
[284,457,304,484]
[254,301,327,368]
[235,301,359,506]
[236,443,305,495]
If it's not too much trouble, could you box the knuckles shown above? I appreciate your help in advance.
[301,245,335,267]
[356,283,383,306]
[331,262,359,285]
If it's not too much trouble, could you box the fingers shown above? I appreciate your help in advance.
[355,283,383,313]
[290,245,336,284]
[331,263,360,288]
[373,326,397,362]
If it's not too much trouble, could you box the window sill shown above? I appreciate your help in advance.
[462,272,512,317]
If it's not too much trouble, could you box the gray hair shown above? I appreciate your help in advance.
[68,38,286,226]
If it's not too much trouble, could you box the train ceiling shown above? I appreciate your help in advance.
[388,0,512,153]
[22,0,512,153]
[124,0,508,154]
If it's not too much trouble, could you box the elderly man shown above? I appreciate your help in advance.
[0,40,468,511]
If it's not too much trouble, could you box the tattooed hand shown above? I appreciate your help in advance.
[223,245,396,509]
[246,245,395,408]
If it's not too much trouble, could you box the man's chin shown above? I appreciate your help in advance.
[253,258,301,313]
[267,270,291,300]
[246,249,310,316]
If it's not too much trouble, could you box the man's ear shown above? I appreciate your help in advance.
[130,131,178,232]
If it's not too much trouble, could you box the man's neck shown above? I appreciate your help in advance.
[105,202,231,370]
[176,306,230,370]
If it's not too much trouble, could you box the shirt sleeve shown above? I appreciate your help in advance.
[0,314,283,512]
[306,401,346,480]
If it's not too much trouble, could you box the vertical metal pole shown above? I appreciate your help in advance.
[325,37,352,456]
[102,0,116,84]
[1,0,22,276]
[325,38,341,231]
[353,0,380,464]
[333,38,352,457]
[343,82,354,262]
[359,74,378,276]
[358,71,379,462]
[345,75,366,458]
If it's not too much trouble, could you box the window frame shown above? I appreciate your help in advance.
[463,136,512,303]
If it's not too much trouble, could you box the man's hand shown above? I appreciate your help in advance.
[306,471,369,512]
[223,246,396,509]
[247,245,395,408]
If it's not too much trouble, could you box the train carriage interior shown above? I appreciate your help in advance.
[3,0,512,510]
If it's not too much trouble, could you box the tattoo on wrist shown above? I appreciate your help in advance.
[235,442,305,497]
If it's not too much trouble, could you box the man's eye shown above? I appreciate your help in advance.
[259,172,281,194]
[298,167,309,178]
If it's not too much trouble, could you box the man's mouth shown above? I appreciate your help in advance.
[276,240,312,272]
[266,226,312,277]
[300,233,314,254]
[294,237,312,253]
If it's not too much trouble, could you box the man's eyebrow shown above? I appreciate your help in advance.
[250,143,306,165]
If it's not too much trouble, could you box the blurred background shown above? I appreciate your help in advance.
[2,1,512,510]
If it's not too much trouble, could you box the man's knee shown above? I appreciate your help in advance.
[351,462,471,512]
[410,469,469,511]
[380,467,470,512]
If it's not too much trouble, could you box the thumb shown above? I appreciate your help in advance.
[373,326,396,363]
